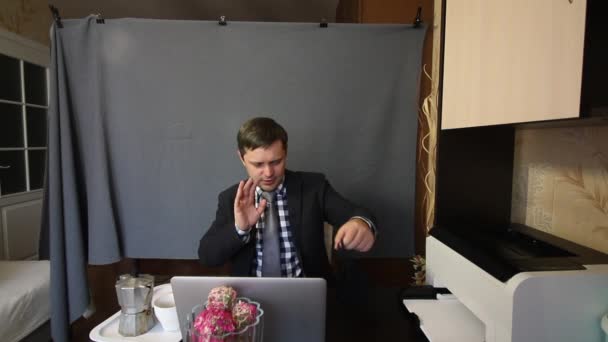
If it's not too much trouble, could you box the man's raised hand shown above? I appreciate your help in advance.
[234,178,266,231]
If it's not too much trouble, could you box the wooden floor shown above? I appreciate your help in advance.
[70,258,426,341]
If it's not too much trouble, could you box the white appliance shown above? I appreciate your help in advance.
[406,224,608,342]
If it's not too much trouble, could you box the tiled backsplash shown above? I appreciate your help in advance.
[512,124,608,254]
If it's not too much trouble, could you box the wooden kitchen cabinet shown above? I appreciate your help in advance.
[440,0,587,129]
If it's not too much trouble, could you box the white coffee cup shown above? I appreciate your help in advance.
[153,292,179,332]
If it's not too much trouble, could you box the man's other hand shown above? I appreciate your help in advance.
[334,218,375,252]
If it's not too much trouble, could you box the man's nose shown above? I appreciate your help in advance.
[263,165,273,177]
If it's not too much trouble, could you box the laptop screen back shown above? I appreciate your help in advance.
[171,276,327,342]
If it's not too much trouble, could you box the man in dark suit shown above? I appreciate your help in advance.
[198,117,376,278]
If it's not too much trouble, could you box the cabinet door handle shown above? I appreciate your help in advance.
[0,165,10,169]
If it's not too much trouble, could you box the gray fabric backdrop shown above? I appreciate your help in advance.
[43,16,424,341]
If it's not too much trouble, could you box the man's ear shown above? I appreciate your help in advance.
[237,150,245,165]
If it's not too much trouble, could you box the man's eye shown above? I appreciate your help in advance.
[253,163,263,168]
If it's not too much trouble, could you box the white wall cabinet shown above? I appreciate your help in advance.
[441,0,587,129]
[0,193,43,260]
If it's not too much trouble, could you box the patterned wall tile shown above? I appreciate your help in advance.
[512,125,608,253]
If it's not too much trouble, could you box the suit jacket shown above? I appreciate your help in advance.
[198,170,374,279]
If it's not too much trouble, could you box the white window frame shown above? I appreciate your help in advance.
[0,28,50,259]
[0,28,50,200]
[0,27,49,66]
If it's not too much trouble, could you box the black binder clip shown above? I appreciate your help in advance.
[95,13,105,24]
[413,7,423,28]
[320,18,328,28]
[49,5,63,28]
[219,15,227,26]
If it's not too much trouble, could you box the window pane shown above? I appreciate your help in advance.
[24,62,47,106]
[0,151,26,195]
[0,103,24,147]
[28,150,46,190]
[0,54,21,102]
[26,106,47,147]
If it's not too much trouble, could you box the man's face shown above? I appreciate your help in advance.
[239,140,287,191]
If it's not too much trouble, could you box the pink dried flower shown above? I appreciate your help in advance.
[207,286,237,310]
[232,300,258,329]
[194,307,236,336]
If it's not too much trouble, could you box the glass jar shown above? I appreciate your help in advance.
[184,297,264,342]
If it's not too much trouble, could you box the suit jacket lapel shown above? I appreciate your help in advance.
[285,170,303,251]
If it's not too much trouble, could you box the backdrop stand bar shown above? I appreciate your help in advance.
[219,15,227,26]
[49,5,63,28]
[413,7,423,28]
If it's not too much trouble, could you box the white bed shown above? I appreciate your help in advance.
[0,260,50,342]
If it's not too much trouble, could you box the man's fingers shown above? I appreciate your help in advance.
[365,237,375,251]
[256,199,267,215]
[342,228,361,250]
[242,178,253,197]
[334,229,345,250]
[336,224,375,251]
[335,226,359,250]
[357,238,374,252]
[245,178,260,205]
[354,231,373,251]
[336,222,376,251]
[349,230,367,250]
[234,180,245,208]
[236,180,244,197]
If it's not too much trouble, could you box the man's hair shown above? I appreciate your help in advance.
[237,117,288,156]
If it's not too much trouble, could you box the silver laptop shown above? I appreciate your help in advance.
[171,276,327,342]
